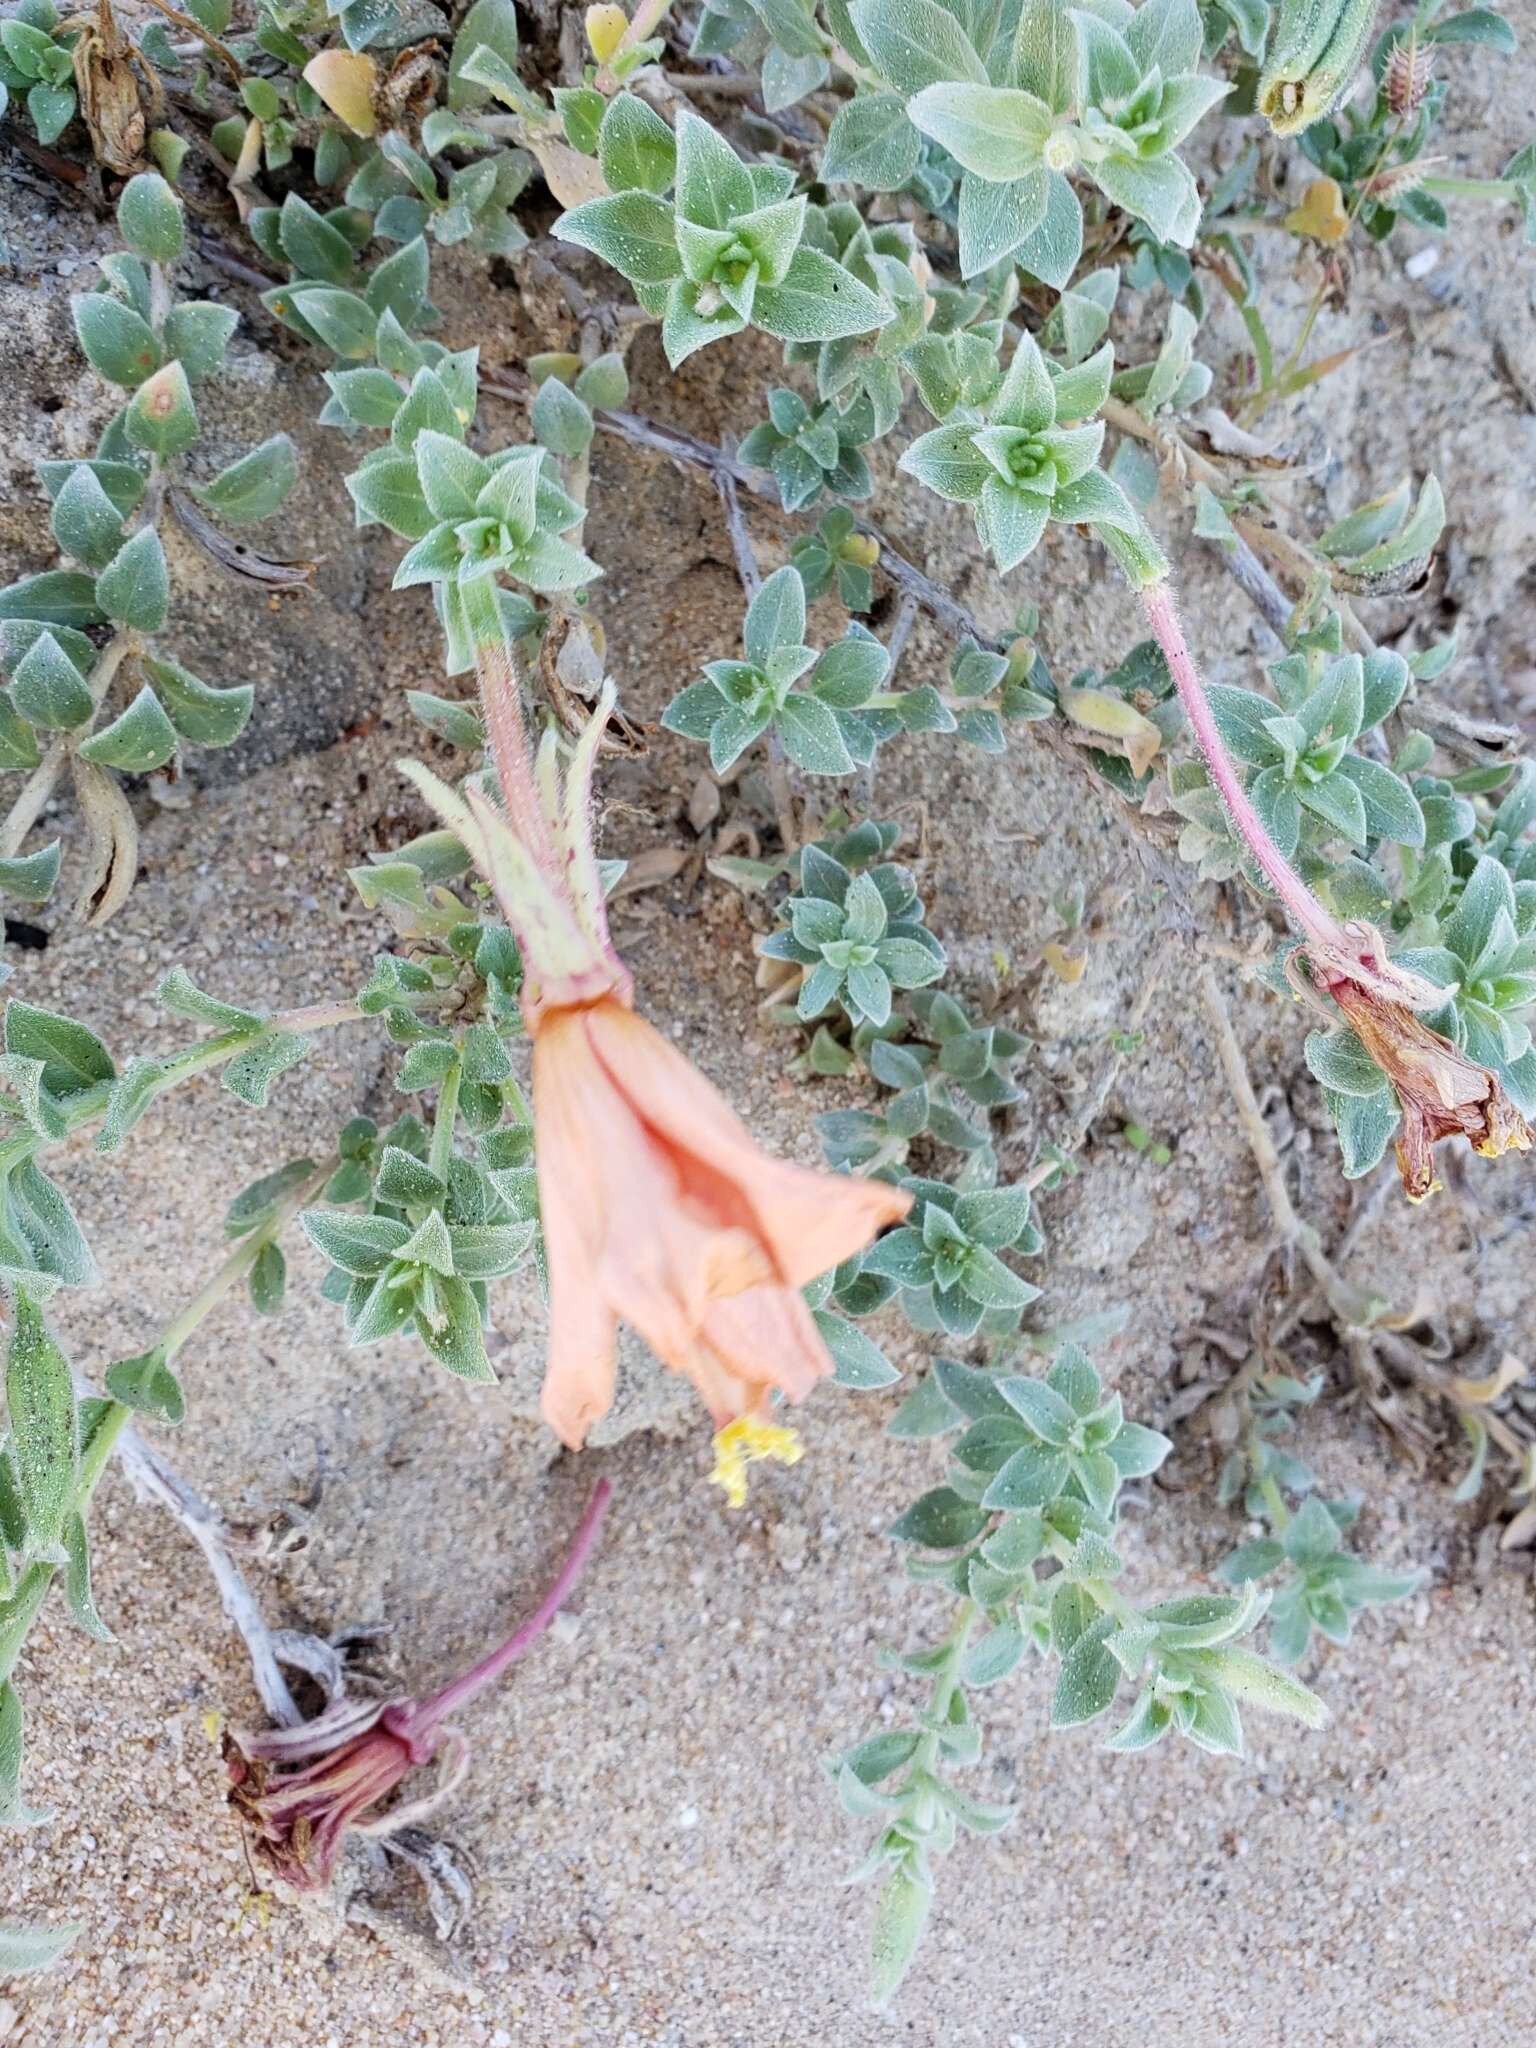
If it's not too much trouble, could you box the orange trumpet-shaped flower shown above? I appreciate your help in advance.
[402,588,909,1448]
[532,997,909,1446]
[1326,975,1531,1202]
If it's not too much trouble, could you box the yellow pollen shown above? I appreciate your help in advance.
[708,1415,804,1510]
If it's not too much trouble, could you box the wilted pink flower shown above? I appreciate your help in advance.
[226,1481,610,1890]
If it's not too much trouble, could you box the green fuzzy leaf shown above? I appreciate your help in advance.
[61,1511,111,1641]
[93,526,169,632]
[285,286,377,360]
[279,192,358,285]
[49,464,126,571]
[811,1308,899,1387]
[1333,755,1424,847]
[1323,1083,1399,1179]
[0,1679,49,1828]
[222,1029,310,1108]
[0,1920,81,1976]
[1014,168,1084,289]
[753,247,893,344]
[851,0,986,93]
[0,844,61,905]
[143,654,252,749]
[407,690,483,749]
[0,571,104,629]
[347,451,435,538]
[364,237,436,329]
[554,192,682,286]
[193,435,297,525]
[72,293,161,388]
[1051,1612,1119,1725]
[869,1864,930,2010]
[448,0,520,111]
[161,301,238,382]
[982,1443,1067,1509]
[9,632,92,730]
[0,692,42,774]
[907,82,1053,181]
[957,168,1049,274]
[1090,152,1202,248]
[124,363,199,459]
[888,1485,989,1548]
[77,685,178,772]
[823,93,921,190]
[36,459,145,522]
[249,1240,287,1315]
[531,377,594,457]
[303,1208,411,1276]
[599,91,678,195]
[104,1347,185,1424]
[5,1293,76,1556]
[778,695,856,775]
[324,366,406,429]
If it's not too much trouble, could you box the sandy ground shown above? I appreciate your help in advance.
[2,16,1536,2048]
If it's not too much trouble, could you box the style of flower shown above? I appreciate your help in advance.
[403,582,909,1452]
[226,1480,610,1891]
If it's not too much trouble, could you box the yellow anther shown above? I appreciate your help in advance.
[709,1415,804,1510]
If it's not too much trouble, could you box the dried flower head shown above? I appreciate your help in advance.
[1383,33,1434,118]
[1323,973,1532,1201]
[227,1482,610,1891]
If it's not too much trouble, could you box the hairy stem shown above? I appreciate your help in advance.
[1140,584,1346,951]
[412,1478,612,1736]
[159,1155,336,1359]
[427,1061,461,1186]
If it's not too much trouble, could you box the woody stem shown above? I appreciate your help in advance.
[1138,583,1349,952]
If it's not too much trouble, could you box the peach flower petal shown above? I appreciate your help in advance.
[581,1003,909,1284]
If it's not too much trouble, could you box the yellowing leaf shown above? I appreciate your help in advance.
[1041,942,1087,984]
[585,3,628,65]
[1452,1353,1527,1407]
[1285,177,1349,245]
[1061,687,1161,778]
[528,136,609,207]
[304,51,379,136]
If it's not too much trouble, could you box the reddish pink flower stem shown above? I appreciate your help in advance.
[406,1478,612,1742]
[1139,582,1349,952]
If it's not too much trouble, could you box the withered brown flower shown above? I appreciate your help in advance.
[226,1482,609,1891]
[1326,976,1532,1201]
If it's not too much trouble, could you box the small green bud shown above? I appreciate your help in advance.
[1258,0,1381,136]
[117,172,184,264]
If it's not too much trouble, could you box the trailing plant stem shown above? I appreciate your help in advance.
[0,637,134,860]
[912,1603,976,1780]
[411,1477,612,1737]
[1139,584,1348,951]
[160,1155,336,1358]
[428,1063,461,1186]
